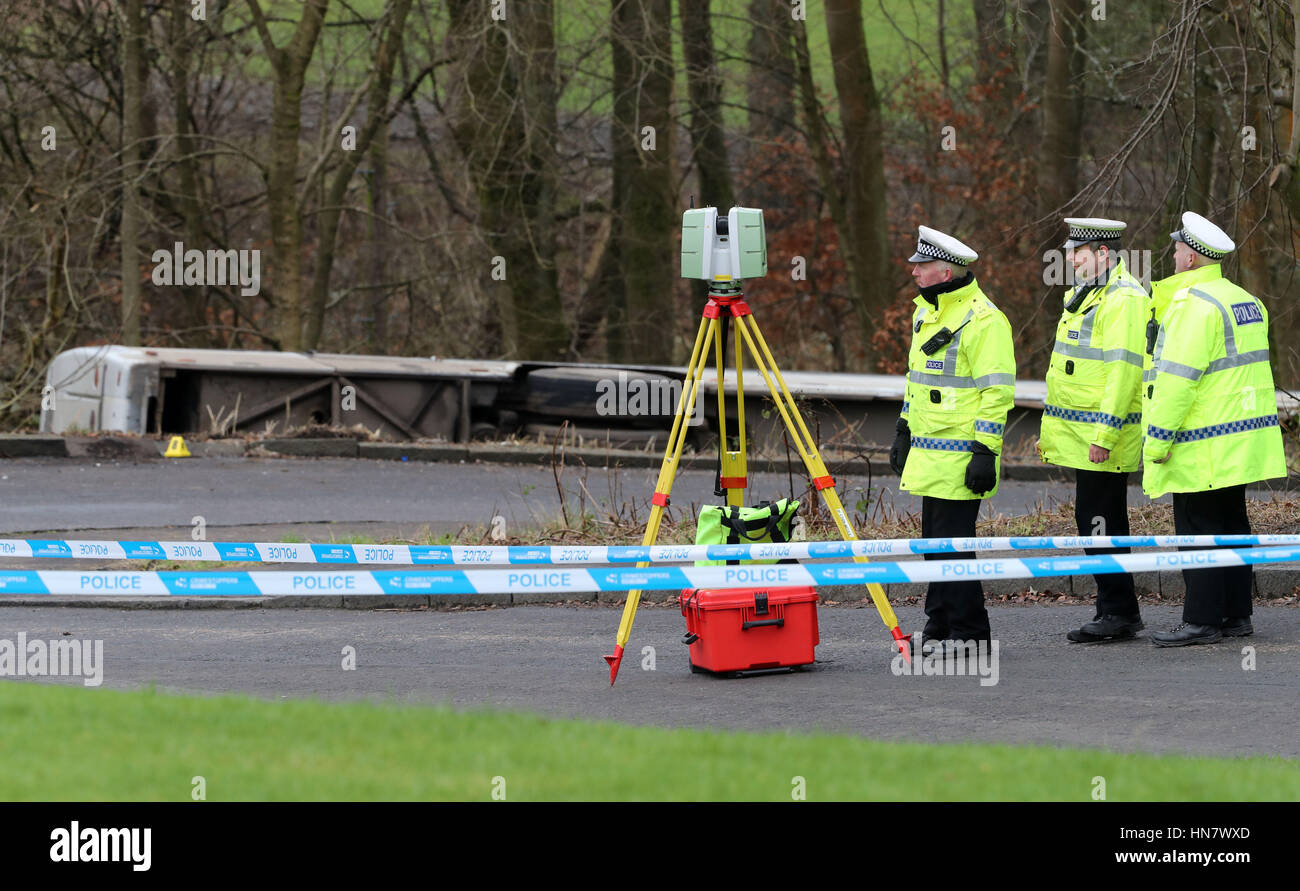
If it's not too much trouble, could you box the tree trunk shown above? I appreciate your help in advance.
[972,0,1011,86]
[43,228,71,347]
[247,0,329,352]
[1187,20,1220,213]
[1019,0,1052,101]
[512,0,568,360]
[1273,0,1300,223]
[746,0,797,146]
[447,0,517,356]
[170,0,208,346]
[302,0,412,351]
[608,0,676,364]
[1037,0,1085,217]
[681,0,733,210]
[937,0,950,93]
[447,0,569,361]
[120,0,144,346]
[792,17,855,320]
[1032,0,1085,363]
[824,0,889,368]
[1246,0,1299,388]
[366,120,390,351]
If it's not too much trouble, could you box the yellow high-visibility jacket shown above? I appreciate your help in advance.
[899,276,1016,500]
[1039,258,1147,472]
[1142,264,1288,497]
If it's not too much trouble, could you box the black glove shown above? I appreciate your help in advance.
[964,441,998,495]
[889,419,911,475]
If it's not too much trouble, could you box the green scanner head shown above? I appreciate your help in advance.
[680,206,768,284]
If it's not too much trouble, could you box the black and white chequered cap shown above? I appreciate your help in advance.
[908,225,978,266]
[1169,211,1234,260]
[1062,217,1126,248]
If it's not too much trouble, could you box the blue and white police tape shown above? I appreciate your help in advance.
[2,534,1300,565]
[2,544,1298,596]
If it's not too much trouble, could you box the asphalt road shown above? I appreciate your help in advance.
[4,603,1297,759]
[0,454,1277,537]
[2,454,1296,763]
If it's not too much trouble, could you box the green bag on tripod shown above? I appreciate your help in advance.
[694,498,801,566]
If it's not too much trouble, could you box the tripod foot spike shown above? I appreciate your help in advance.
[891,626,913,665]
[603,646,625,685]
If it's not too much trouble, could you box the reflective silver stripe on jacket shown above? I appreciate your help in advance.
[1188,288,1238,357]
[907,370,1015,389]
[1075,274,1144,348]
[1153,358,1202,381]
[910,308,1010,389]
[907,370,975,388]
[942,309,975,375]
[1106,277,1145,295]
[1077,303,1099,347]
[1150,287,1270,382]
[1206,349,1271,374]
[1052,341,1143,367]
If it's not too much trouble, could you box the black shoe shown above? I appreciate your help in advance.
[1221,617,1254,637]
[1067,615,1103,643]
[1150,623,1222,647]
[1068,613,1143,643]
[913,633,946,656]
[915,635,989,657]
[934,636,992,654]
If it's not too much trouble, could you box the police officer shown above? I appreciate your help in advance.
[889,226,1016,646]
[1038,218,1148,642]
[1143,212,1288,646]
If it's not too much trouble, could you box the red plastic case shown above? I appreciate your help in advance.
[680,586,820,674]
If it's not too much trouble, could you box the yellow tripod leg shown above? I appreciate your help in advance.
[732,314,909,659]
[605,315,718,684]
[734,322,748,480]
[714,316,747,507]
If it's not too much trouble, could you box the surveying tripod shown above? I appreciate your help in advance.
[603,278,911,684]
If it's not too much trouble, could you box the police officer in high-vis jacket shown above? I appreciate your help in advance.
[889,226,1016,645]
[1144,212,1288,647]
[1038,218,1148,643]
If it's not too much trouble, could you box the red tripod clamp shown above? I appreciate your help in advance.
[703,294,752,319]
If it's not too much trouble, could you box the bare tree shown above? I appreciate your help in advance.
[302,0,415,351]
[824,0,890,367]
[1271,0,1300,217]
[682,0,734,210]
[747,0,798,148]
[1018,0,1053,101]
[120,0,145,345]
[973,0,1013,86]
[608,0,676,364]
[246,0,329,351]
[446,0,570,360]
[166,0,210,345]
[1038,0,1086,218]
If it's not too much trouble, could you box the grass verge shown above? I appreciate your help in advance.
[1,682,1296,801]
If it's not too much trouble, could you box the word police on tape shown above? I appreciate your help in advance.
[0,545,1296,596]
[2,535,1300,565]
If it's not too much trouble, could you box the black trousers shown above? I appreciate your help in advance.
[1172,485,1253,626]
[921,496,990,641]
[1074,468,1138,617]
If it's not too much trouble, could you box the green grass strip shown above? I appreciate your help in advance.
[1,681,1295,801]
